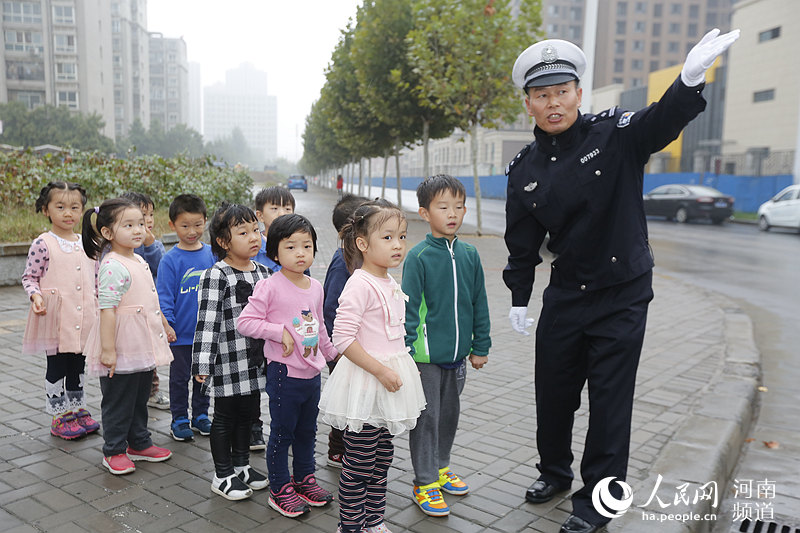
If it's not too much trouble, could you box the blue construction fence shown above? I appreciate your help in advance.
[365,173,794,213]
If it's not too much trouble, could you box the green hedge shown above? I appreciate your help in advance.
[1,149,253,209]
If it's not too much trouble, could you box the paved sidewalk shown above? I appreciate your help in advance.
[0,185,759,533]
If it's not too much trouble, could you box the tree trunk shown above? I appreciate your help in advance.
[358,159,363,196]
[394,146,402,209]
[368,158,372,198]
[382,150,389,199]
[470,123,483,235]
[422,118,430,179]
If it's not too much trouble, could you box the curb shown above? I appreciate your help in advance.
[616,295,761,532]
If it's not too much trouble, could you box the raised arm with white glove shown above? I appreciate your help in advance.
[681,28,740,87]
[509,306,535,336]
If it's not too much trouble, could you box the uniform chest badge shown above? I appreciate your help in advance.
[524,182,538,192]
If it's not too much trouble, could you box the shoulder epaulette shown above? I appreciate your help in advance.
[505,144,531,175]
[587,106,619,125]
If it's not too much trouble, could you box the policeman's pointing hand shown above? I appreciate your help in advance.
[681,28,740,87]
[509,306,535,336]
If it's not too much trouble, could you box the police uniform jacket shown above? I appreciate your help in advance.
[503,76,706,306]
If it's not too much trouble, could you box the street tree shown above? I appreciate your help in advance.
[407,0,542,233]
[0,102,114,152]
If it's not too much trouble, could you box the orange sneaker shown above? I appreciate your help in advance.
[438,467,469,495]
[412,482,449,516]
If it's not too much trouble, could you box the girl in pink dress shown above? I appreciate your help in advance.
[22,182,99,440]
[318,199,426,533]
[82,198,176,475]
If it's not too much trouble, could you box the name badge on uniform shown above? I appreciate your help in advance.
[524,182,538,192]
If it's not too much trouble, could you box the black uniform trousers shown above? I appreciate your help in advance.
[534,270,653,525]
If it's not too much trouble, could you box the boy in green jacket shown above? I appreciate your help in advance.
[402,174,492,517]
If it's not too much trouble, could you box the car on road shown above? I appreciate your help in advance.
[287,174,307,192]
[643,184,734,224]
[757,184,800,232]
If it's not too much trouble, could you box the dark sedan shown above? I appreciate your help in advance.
[643,184,734,224]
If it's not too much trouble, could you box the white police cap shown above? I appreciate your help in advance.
[512,39,586,89]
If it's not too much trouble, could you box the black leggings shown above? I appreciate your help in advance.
[210,393,260,477]
[45,353,85,414]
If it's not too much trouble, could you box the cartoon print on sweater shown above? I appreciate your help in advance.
[293,309,319,358]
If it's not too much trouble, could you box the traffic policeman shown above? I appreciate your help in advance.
[503,29,739,533]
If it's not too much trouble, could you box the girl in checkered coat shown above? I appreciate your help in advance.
[192,203,271,501]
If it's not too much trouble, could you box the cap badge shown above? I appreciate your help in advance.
[541,45,558,63]
[524,182,538,192]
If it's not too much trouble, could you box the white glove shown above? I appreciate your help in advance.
[509,306,535,336]
[681,28,740,87]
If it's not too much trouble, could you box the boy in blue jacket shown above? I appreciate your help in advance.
[402,174,491,517]
[156,194,216,441]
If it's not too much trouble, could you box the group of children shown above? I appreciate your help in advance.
[21,174,492,533]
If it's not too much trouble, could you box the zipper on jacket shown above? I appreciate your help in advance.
[446,239,459,362]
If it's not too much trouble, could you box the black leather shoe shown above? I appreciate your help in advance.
[559,514,604,533]
[525,479,570,503]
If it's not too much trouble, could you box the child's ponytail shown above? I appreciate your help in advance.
[338,198,404,273]
[82,197,138,260]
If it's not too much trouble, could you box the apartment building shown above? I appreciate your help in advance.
[110,0,148,139]
[148,32,187,131]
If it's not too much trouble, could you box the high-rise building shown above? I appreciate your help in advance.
[204,62,277,165]
[148,32,187,131]
[187,61,201,133]
[110,0,148,139]
[0,0,115,138]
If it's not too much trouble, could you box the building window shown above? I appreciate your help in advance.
[113,71,122,83]
[52,4,74,24]
[4,30,43,53]
[650,60,660,71]
[570,6,581,21]
[546,23,558,34]
[670,3,682,15]
[614,59,624,73]
[633,40,644,52]
[654,3,663,17]
[634,21,645,33]
[651,41,661,55]
[111,19,120,33]
[615,40,625,54]
[689,4,699,18]
[115,105,124,119]
[631,78,643,87]
[612,77,623,84]
[547,4,558,15]
[668,41,679,53]
[57,90,78,109]
[758,27,781,42]
[5,59,44,80]
[54,34,76,53]
[568,25,581,40]
[631,59,643,71]
[2,1,42,23]
[652,22,661,36]
[10,90,44,109]
[616,1,627,16]
[635,2,647,14]
[688,23,698,37]
[56,61,77,81]
[113,54,121,66]
[706,12,717,27]
[616,21,626,34]
[669,23,681,34]
[753,89,775,103]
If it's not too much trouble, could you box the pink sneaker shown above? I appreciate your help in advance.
[126,445,172,462]
[102,454,135,475]
[75,408,100,433]
[51,412,86,440]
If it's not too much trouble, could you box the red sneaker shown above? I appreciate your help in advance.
[75,408,100,433]
[126,445,172,462]
[102,454,135,475]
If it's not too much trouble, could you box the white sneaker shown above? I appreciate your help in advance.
[147,390,170,410]
[211,473,253,501]
[364,523,393,533]
[235,465,268,490]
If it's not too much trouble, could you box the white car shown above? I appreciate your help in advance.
[757,184,800,232]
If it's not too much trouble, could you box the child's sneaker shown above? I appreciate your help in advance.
[438,467,469,495]
[364,523,394,533]
[126,445,172,462]
[327,452,343,468]
[51,412,86,440]
[249,428,266,451]
[190,414,212,436]
[412,482,449,516]
[102,454,135,475]
[75,408,100,433]
[212,473,253,501]
[170,417,194,442]
[269,482,310,517]
[147,389,170,410]
[292,473,333,507]
[235,464,268,490]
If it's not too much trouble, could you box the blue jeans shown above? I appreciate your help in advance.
[168,345,210,421]
[265,362,320,489]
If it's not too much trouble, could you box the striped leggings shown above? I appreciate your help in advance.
[339,425,393,532]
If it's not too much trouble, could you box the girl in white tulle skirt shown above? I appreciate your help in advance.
[318,199,425,533]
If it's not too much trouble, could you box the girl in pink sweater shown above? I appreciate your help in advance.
[237,214,338,518]
[22,182,99,440]
[318,199,426,533]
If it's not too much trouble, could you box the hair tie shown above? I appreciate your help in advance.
[94,206,99,214]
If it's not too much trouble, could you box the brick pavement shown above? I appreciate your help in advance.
[0,185,758,532]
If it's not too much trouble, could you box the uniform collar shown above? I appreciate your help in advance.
[534,111,584,155]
